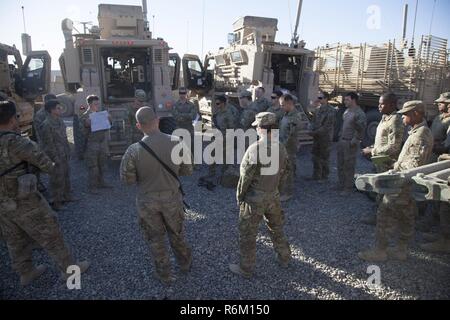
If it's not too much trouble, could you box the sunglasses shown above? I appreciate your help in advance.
[215,102,222,106]
[318,97,324,100]
[271,96,278,99]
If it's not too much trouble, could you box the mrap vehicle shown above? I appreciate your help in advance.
[58,2,180,157]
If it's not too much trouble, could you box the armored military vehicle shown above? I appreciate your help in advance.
[315,36,450,146]
[181,14,318,146]
[58,2,180,157]
[0,42,51,135]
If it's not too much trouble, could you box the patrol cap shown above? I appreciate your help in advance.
[239,90,252,99]
[398,100,425,114]
[435,92,450,103]
[179,87,188,95]
[135,89,147,102]
[136,106,157,124]
[252,112,277,127]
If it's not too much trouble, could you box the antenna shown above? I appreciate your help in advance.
[21,6,27,33]
[409,0,419,57]
[428,0,437,36]
[201,0,205,58]
[152,15,155,35]
[291,0,304,47]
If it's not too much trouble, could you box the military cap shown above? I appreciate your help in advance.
[252,112,277,127]
[435,92,450,104]
[398,100,425,114]
[239,90,252,99]
[135,89,147,102]
[179,87,188,94]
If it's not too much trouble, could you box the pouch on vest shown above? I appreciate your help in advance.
[17,174,37,200]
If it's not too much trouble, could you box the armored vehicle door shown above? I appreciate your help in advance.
[20,51,51,100]
[169,53,181,90]
[182,54,212,92]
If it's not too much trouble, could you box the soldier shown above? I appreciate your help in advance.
[360,93,405,225]
[267,90,285,124]
[418,93,450,233]
[336,92,367,196]
[308,92,336,181]
[230,112,291,278]
[33,94,57,144]
[0,100,89,286]
[206,95,236,185]
[128,90,146,143]
[120,107,193,284]
[172,87,197,151]
[279,94,302,202]
[238,91,257,130]
[359,101,433,262]
[253,87,271,113]
[79,95,112,194]
[40,100,75,211]
[430,92,450,161]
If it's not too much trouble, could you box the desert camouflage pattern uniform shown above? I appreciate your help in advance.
[120,132,193,280]
[172,100,197,150]
[209,107,236,179]
[371,112,404,173]
[40,116,72,203]
[431,113,450,162]
[33,107,48,144]
[0,132,75,277]
[376,120,433,249]
[236,136,291,275]
[253,97,271,113]
[266,106,285,125]
[311,104,335,179]
[127,103,144,144]
[337,106,367,191]
[279,108,302,197]
[79,109,109,189]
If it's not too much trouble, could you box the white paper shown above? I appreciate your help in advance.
[89,111,111,132]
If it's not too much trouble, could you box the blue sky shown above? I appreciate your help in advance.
[1,0,449,70]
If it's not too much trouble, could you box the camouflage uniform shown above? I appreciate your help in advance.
[267,106,285,125]
[40,116,72,204]
[235,113,291,276]
[311,104,335,179]
[376,121,433,251]
[371,112,404,172]
[254,97,271,113]
[0,132,75,277]
[279,108,302,197]
[239,105,258,130]
[337,106,367,191]
[120,131,193,281]
[172,100,197,149]
[127,103,144,144]
[431,113,450,161]
[33,107,48,144]
[209,107,236,180]
[79,110,109,189]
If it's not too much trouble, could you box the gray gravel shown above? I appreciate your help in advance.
[1,120,449,300]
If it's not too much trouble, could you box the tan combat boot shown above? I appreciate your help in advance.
[358,247,388,262]
[387,242,408,261]
[20,265,47,286]
[229,264,252,279]
[420,238,450,254]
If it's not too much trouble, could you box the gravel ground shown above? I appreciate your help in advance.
[1,119,449,300]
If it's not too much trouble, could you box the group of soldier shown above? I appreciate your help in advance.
[1,86,450,287]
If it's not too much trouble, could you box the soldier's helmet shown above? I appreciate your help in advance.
[435,92,450,104]
[135,89,147,102]
[239,90,252,99]
[252,112,277,127]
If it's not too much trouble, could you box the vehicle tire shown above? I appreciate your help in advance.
[160,117,177,135]
[362,108,382,147]
[57,94,74,117]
